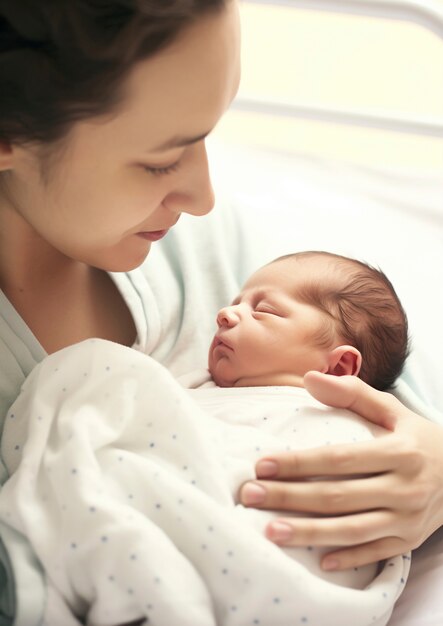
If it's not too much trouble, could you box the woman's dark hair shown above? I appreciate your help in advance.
[0,0,227,150]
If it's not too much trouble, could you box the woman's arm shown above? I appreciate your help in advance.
[239,371,443,571]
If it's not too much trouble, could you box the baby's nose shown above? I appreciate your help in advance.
[216,306,238,328]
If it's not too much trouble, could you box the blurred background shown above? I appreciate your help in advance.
[212,0,443,173]
[206,0,443,411]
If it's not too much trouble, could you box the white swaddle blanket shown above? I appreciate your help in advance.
[0,339,409,626]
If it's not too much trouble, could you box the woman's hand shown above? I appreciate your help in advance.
[239,371,443,571]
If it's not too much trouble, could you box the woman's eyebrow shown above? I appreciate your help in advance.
[148,130,211,152]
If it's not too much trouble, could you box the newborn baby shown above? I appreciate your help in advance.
[0,251,410,626]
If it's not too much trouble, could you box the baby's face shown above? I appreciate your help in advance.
[208,259,331,387]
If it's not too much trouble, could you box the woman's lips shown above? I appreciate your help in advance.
[137,229,169,242]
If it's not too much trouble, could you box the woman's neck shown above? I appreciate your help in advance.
[0,201,87,295]
[0,202,136,353]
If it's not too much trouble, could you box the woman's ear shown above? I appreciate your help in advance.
[325,345,362,377]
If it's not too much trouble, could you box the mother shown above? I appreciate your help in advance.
[0,0,442,623]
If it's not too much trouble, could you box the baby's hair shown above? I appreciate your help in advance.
[272,251,410,391]
[0,0,226,159]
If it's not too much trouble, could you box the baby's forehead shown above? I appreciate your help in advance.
[241,255,349,304]
[239,268,301,307]
[245,255,335,289]
[242,261,296,294]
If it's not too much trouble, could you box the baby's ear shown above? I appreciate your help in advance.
[325,345,362,377]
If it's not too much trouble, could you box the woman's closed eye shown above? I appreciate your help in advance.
[143,160,181,176]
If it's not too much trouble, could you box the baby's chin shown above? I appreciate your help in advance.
[210,368,261,388]
[208,354,235,387]
[208,364,235,388]
[208,347,236,387]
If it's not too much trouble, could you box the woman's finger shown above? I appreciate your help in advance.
[303,371,401,431]
[254,434,402,480]
[320,539,411,572]
[264,510,397,548]
[240,474,403,515]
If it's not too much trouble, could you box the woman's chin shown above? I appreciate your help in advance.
[93,243,153,273]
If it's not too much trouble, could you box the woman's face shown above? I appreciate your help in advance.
[0,2,241,271]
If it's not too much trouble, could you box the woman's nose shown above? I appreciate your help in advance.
[217,306,239,328]
[162,141,214,217]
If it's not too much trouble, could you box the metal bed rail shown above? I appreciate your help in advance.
[233,0,443,137]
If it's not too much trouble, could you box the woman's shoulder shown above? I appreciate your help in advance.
[0,288,46,387]
[0,306,45,483]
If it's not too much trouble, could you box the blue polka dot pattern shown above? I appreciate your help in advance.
[0,339,411,625]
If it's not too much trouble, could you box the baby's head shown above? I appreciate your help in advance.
[208,251,409,390]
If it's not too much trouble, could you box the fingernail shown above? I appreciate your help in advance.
[322,558,339,571]
[241,482,266,505]
[256,459,278,478]
[267,522,293,543]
